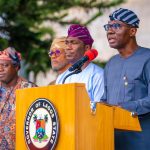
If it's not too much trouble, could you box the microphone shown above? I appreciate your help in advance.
[68,49,98,71]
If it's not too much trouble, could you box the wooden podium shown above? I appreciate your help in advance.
[16,83,141,150]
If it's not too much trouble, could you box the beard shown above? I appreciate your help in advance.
[52,61,69,72]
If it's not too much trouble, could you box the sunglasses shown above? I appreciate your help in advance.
[48,49,61,57]
[103,23,123,31]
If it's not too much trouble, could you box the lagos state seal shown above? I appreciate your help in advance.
[24,98,59,150]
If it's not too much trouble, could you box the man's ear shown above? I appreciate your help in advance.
[14,65,20,71]
[85,45,91,51]
[130,28,137,37]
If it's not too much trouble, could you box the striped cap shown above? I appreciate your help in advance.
[109,8,140,28]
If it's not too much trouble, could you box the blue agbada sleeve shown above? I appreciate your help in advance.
[120,58,150,115]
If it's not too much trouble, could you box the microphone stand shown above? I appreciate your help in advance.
[62,63,83,84]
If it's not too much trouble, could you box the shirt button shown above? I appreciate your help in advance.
[123,76,127,80]
[125,82,128,86]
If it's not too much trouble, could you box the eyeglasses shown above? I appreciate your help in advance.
[48,49,61,57]
[104,23,124,31]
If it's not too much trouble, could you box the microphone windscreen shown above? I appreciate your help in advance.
[84,49,98,61]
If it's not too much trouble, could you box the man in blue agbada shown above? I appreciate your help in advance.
[102,8,150,150]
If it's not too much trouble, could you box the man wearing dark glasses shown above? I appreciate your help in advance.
[48,37,71,85]
[102,8,150,150]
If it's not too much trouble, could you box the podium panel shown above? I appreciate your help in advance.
[16,83,141,150]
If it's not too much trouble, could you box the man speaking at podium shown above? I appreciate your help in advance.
[102,8,150,150]
[56,24,104,103]
[0,47,37,149]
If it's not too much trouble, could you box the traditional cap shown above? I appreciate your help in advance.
[109,8,140,28]
[0,47,22,68]
[50,37,67,50]
[67,24,94,46]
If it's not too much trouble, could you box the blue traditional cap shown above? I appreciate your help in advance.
[109,8,140,28]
